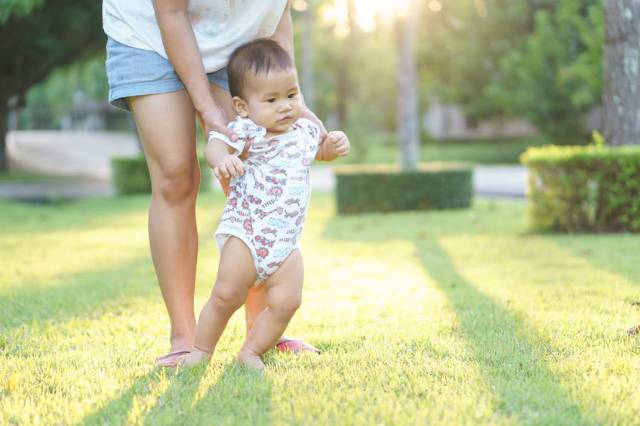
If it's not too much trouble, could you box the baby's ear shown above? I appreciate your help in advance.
[232,96,249,117]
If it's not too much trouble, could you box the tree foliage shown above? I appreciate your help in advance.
[0,0,103,105]
[0,0,102,169]
[421,0,603,144]
[419,0,537,119]
[0,0,43,24]
[489,0,603,143]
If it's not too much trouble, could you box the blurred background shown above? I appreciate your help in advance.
[0,0,624,199]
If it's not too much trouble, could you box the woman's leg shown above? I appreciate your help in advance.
[244,285,268,331]
[129,90,199,353]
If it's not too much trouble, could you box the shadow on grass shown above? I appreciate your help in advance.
[82,362,271,425]
[133,362,271,425]
[0,195,151,236]
[81,369,168,425]
[0,254,154,331]
[546,234,640,287]
[321,208,621,423]
[0,192,226,236]
[139,363,209,425]
[415,238,588,423]
[185,363,272,424]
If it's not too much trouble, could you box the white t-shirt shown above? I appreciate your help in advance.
[103,0,289,73]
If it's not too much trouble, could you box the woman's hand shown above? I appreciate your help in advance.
[199,107,238,143]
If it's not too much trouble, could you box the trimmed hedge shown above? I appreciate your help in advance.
[521,144,640,232]
[335,163,473,214]
[111,156,212,195]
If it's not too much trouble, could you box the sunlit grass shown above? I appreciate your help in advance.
[1,193,639,424]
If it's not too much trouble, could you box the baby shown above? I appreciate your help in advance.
[182,39,350,369]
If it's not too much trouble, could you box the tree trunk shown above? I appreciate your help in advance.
[300,3,316,111]
[0,97,8,171]
[604,0,640,146]
[396,9,420,170]
[335,0,358,128]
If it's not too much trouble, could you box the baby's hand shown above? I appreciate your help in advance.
[213,155,245,180]
[327,131,350,157]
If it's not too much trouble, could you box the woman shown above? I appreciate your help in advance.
[103,0,323,367]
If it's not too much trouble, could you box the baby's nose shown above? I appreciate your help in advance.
[280,101,293,111]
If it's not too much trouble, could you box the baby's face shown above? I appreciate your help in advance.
[235,67,303,134]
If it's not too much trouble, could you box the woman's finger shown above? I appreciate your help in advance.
[203,109,238,142]
[219,126,239,142]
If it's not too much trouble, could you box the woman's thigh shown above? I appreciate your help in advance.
[128,90,198,194]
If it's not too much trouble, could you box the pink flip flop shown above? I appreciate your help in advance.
[155,350,190,367]
[275,338,321,354]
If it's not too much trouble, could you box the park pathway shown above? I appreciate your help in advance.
[2,129,528,201]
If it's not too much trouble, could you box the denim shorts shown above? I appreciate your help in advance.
[105,37,230,112]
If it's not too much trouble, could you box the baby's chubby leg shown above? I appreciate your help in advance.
[182,237,256,366]
[238,250,304,370]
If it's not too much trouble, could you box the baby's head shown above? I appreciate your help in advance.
[228,39,302,134]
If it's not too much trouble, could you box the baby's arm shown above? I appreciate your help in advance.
[315,131,350,161]
[205,138,245,180]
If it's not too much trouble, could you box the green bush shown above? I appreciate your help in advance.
[111,156,212,195]
[335,163,473,214]
[521,144,640,232]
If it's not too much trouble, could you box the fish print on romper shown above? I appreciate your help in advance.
[211,117,320,282]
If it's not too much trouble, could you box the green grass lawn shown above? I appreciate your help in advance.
[1,193,639,425]
[0,171,76,182]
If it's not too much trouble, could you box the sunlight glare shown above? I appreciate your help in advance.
[293,0,308,12]
[428,0,442,12]
[321,0,418,35]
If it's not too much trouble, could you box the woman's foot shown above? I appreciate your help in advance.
[156,333,195,367]
[181,348,211,367]
[275,337,321,354]
[237,349,266,370]
[155,350,191,368]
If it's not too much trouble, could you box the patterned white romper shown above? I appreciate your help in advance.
[210,116,320,284]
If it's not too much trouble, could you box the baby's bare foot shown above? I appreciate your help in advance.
[181,348,211,367]
[237,349,265,370]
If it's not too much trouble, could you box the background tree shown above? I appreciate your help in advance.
[0,0,103,170]
[603,0,640,146]
[421,0,602,144]
[296,0,317,111]
[396,3,420,169]
[419,0,535,121]
[490,0,603,144]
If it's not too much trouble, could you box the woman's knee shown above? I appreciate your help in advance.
[152,161,200,205]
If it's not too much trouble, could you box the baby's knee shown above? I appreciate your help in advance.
[211,283,244,311]
[270,291,302,320]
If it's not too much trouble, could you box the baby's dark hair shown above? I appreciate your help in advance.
[227,38,294,98]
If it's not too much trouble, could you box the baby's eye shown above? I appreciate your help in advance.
[288,93,298,99]
[267,98,276,103]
